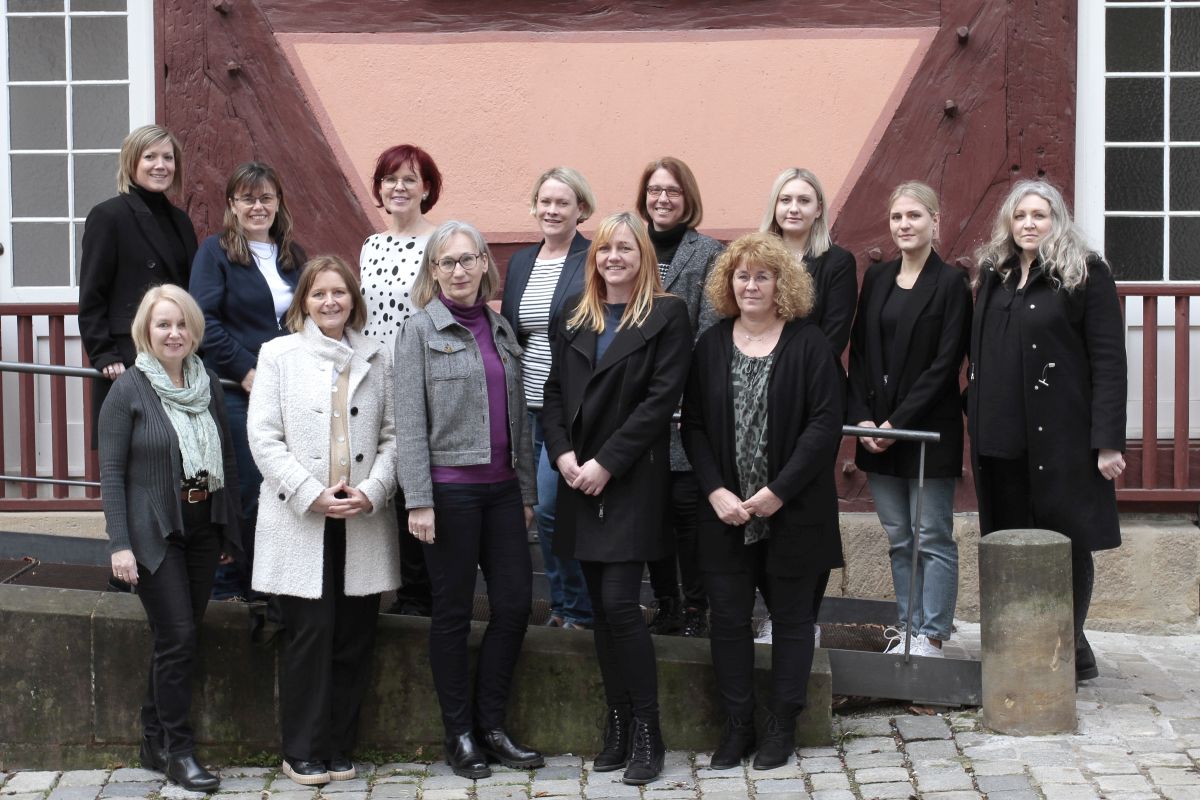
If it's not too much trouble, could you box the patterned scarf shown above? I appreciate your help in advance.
[134,352,225,490]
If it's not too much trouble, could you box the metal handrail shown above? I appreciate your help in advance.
[0,360,240,390]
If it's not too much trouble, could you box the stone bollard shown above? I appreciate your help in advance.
[979,529,1076,735]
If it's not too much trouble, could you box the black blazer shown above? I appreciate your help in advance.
[847,251,971,478]
[806,243,859,359]
[681,318,844,577]
[500,230,590,341]
[542,294,692,562]
[79,192,198,371]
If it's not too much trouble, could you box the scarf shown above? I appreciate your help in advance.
[135,352,225,490]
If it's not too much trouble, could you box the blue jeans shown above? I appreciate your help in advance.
[867,474,957,640]
[530,411,593,625]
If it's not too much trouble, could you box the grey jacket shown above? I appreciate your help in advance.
[394,297,536,509]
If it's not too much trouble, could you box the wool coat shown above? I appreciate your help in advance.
[847,251,972,479]
[542,294,692,563]
[804,243,859,359]
[248,320,400,599]
[967,257,1126,552]
[681,318,845,577]
[500,230,591,340]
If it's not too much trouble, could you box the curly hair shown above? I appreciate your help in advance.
[707,232,814,321]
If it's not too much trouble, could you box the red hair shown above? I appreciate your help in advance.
[370,144,443,214]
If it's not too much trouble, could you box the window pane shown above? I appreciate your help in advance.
[1170,148,1200,211]
[11,154,69,217]
[72,0,127,8]
[1106,78,1163,142]
[9,0,64,10]
[72,85,128,150]
[1105,148,1163,211]
[1105,216,1163,281]
[1170,78,1200,142]
[10,86,66,150]
[12,222,71,287]
[1107,7,1163,72]
[1172,8,1200,71]
[1169,218,1200,280]
[74,153,118,217]
[8,17,66,81]
[70,16,127,80]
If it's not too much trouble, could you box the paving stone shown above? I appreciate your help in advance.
[217,768,271,779]
[3,772,60,794]
[373,764,427,777]
[107,771,160,785]
[214,777,269,793]
[695,777,743,794]
[1095,774,1154,793]
[475,786,529,800]
[914,766,973,792]
[810,791,856,800]
[1029,766,1086,784]
[858,782,916,799]
[1151,768,1200,786]
[854,767,910,784]
[57,773,108,789]
[579,777,640,797]
[698,793,752,800]
[214,793,264,800]
[904,739,958,761]
[843,752,904,770]
[921,794,983,800]
[981,792,1039,800]
[529,779,581,797]
[638,791,694,800]
[371,775,420,786]
[268,778,318,793]
[969,759,1026,776]
[267,792,316,800]
[797,747,838,758]
[745,761,801,778]
[318,778,368,793]
[975,774,1032,793]
[475,771,533,786]
[751,779,809,796]
[800,757,843,773]
[424,764,458,778]
[421,790,477,800]
[809,772,850,791]
[48,787,104,800]
[529,766,579,781]
[1039,786,1101,800]
[1125,737,1186,753]
[363,786,414,800]
[4,795,48,800]
[895,715,952,741]
[1082,759,1140,774]
[543,756,583,768]
[840,717,893,737]
[842,737,896,755]
[419,774,475,790]
[1135,751,1192,767]
[1162,788,1200,800]
[98,782,162,798]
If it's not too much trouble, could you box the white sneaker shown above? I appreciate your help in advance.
[882,625,906,654]
[754,617,773,644]
[814,624,822,648]
[910,633,945,658]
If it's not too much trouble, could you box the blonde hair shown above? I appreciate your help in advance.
[568,212,664,333]
[529,167,596,223]
[117,125,184,195]
[412,221,498,308]
[974,180,1099,292]
[707,232,815,321]
[758,167,831,259]
[888,180,941,217]
[635,156,704,229]
[131,284,205,357]
[284,255,365,333]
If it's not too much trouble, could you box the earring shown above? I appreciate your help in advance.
[422,193,428,200]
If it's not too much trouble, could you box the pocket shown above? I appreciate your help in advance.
[427,340,471,381]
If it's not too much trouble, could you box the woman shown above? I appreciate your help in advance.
[248,256,400,785]
[80,125,197,446]
[394,221,542,779]
[98,285,240,792]
[847,181,971,658]
[500,166,596,630]
[190,162,306,599]
[634,156,723,637]
[970,180,1126,682]
[682,232,843,770]
[360,144,443,618]
[543,212,692,785]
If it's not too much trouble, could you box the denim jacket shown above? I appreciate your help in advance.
[393,296,536,509]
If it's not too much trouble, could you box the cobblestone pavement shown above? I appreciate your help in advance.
[3,624,1198,800]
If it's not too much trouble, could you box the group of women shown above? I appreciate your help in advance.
[86,123,1126,790]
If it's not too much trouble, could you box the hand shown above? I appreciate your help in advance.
[101,363,125,380]
[240,368,256,393]
[857,420,884,454]
[523,505,534,530]
[408,507,435,543]
[708,487,751,526]
[555,451,582,485]
[308,480,361,518]
[341,484,375,516]
[742,486,783,519]
[873,420,896,452]
[571,459,611,496]
[1098,448,1126,481]
[218,552,234,565]
[111,549,138,586]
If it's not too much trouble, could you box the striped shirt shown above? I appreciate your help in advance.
[517,255,565,406]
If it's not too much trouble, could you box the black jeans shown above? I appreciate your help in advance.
[276,518,381,761]
[646,471,705,609]
[704,541,826,720]
[422,480,532,735]
[136,499,222,757]
[393,503,433,613]
[580,560,659,719]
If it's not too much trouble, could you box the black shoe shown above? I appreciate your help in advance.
[681,606,709,638]
[445,732,491,779]
[475,728,544,769]
[752,711,796,770]
[326,755,356,781]
[139,735,166,772]
[709,715,756,769]
[165,753,220,792]
[622,715,665,785]
[281,757,330,786]
[648,596,683,636]
[1076,633,1099,682]
[592,704,633,772]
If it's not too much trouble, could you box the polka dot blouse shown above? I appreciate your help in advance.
[358,231,431,352]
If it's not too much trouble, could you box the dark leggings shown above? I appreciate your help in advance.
[580,560,659,719]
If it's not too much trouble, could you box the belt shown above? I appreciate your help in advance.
[181,487,211,503]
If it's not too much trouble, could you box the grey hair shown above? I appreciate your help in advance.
[411,220,498,307]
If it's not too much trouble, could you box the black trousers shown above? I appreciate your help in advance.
[580,560,659,719]
[136,499,222,757]
[423,480,532,735]
[979,455,1095,640]
[646,471,706,609]
[276,518,381,761]
[704,541,826,721]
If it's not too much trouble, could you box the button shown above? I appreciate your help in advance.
[1038,426,1044,431]
[444,344,452,352]
[355,454,364,462]
[332,386,338,393]
[1032,344,1038,349]
[502,356,508,364]
[351,407,359,415]
[1029,304,1036,309]
[339,458,347,466]
[337,435,345,443]
[278,492,285,500]
[1038,465,1044,471]
[333,410,340,418]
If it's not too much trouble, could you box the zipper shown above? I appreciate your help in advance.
[598,500,605,522]
[969,362,976,381]
[883,374,889,386]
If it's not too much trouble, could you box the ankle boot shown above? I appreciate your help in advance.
[648,596,682,635]
[592,704,632,772]
[1075,632,1099,681]
[709,714,756,769]
[752,711,796,770]
[622,714,665,785]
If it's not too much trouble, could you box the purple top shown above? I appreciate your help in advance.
[430,293,517,485]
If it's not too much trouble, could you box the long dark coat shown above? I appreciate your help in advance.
[846,251,972,478]
[542,294,692,562]
[681,318,845,577]
[967,257,1126,552]
[805,243,859,358]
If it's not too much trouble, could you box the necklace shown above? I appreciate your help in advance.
[736,320,779,344]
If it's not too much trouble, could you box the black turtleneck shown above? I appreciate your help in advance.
[130,184,188,277]
[647,222,689,281]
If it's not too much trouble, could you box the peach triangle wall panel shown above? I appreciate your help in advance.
[279,29,935,241]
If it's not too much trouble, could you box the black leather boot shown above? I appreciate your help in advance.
[709,715,756,769]
[622,715,665,785]
[444,731,491,779]
[139,734,166,772]
[475,727,544,769]
[165,753,220,792]
[752,711,796,770]
[1076,632,1099,681]
[592,704,633,772]
[648,596,683,635]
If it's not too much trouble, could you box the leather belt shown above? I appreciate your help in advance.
[181,488,211,503]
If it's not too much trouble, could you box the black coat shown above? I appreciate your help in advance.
[681,318,845,577]
[967,258,1126,552]
[500,230,590,340]
[806,243,859,358]
[847,251,971,478]
[542,294,692,562]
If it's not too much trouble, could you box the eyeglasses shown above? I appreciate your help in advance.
[434,253,484,273]
[380,175,421,190]
[234,193,278,207]
[646,185,683,199]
